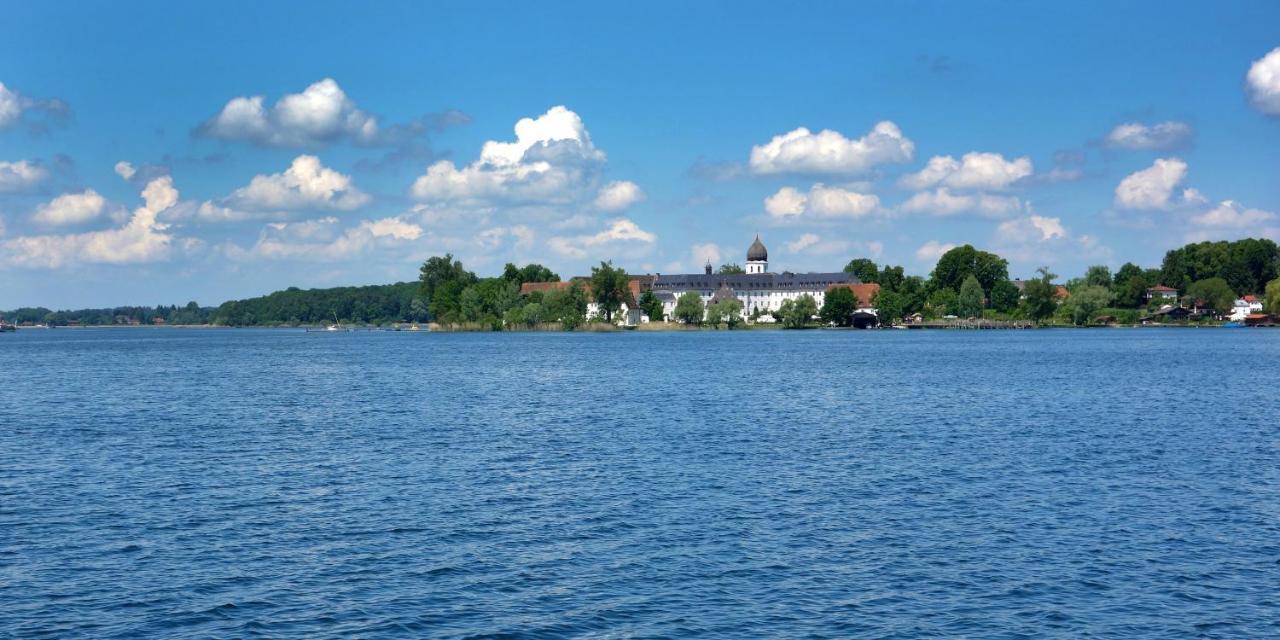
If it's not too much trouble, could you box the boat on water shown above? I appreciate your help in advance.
[0,323,15,333]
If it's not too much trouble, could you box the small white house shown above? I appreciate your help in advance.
[1229,296,1264,321]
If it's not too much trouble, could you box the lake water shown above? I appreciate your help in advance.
[1,328,1277,638]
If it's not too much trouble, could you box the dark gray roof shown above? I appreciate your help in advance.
[653,271,860,290]
[747,235,768,262]
[652,291,676,301]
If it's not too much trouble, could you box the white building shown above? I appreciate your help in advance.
[1229,296,1263,321]
[650,236,868,321]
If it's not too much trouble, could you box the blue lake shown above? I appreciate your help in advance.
[1,328,1277,638]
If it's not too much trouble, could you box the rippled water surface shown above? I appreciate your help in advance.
[2,328,1278,638]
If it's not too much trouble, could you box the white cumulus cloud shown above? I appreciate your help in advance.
[915,240,958,262]
[227,155,370,211]
[6,177,180,268]
[594,180,645,211]
[1104,121,1192,150]
[1192,200,1276,228]
[228,216,423,261]
[198,78,378,147]
[996,215,1068,244]
[0,82,68,132]
[0,160,50,192]
[899,152,1032,191]
[899,188,1023,217]
[547,218,656,259]
[1246,47,1280,116]
[785,232,850,255]
[750,121,914,175]
[32,189,106,226]
[114,161,136,180]
[411,105,608,206]
[764,184,879,219]
[1114,158,1188,209]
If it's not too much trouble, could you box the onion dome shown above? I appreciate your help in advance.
[747,235,768,262]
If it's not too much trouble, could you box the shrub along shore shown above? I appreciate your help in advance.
[5,238,1279,330]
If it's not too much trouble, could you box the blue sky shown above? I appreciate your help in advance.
[2,1,1279,308]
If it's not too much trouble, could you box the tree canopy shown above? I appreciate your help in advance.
[930,245,1010,294]
[590,261,629,323]
[820,287,859,326]
[1022,267,1059,323]
[1184,277,1236,313]
[1160,239,1280,295]
[717,263,746,275]
[673,291,704,324]
[501,263,560,286]
[842,258,879,283]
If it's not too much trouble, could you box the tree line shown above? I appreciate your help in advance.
[1,302,215,327]
[7,238,1277,328]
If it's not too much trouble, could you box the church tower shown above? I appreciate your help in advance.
[746,235,768,274]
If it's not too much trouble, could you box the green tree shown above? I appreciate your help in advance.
[843,258,879,283]
[926,288,958,318]
[871,289,904,325]
[1113,262,1144,290]
[1085,265,1112,288]
[990,279,1020,313]
[674,291,704,325]
[502,263,560,286]
[1022,267,1059,323]
[718,263,746,275]
[1265,278,1280,315]
[636,290,663,322]
[1114,273,1150,308]
[408,297,429,321]
[780,294,817,328]
[820,287,859,326]
[930,245,1010,294]
[418,254,476,322]
[957,275,984,318]
[590,261,629,323]
[1185,277,1236,314]
[877,265,905,291]
[543,283,588,330]
[1070,285,1113,325]
[705,299,743,329]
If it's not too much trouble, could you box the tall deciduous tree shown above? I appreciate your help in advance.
[990,279,1021,313]
[1070,285,1113,325]
[1265,278,1280,316]
[780,294,817,328]
[418,254,476,323]
[674,291,704,325]
[930,245,1010,294]
[1085,265,1112,288]
[872,289,904,324]
[718,263,746,275]
[820,287,859,326]
[1185,277,1236,313]
[843,258,879,283]
[1022,267,1059,323]
[590,261,629,323]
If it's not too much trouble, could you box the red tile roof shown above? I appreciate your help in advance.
[826,282,882,306]
[1148,285,1178,292]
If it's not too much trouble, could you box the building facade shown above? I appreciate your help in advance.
[651,236,864,321]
